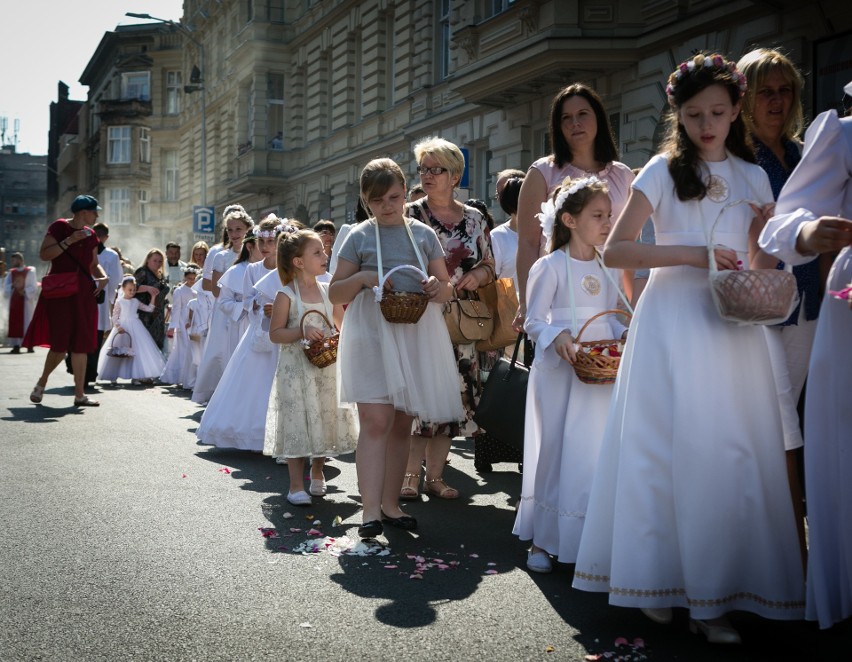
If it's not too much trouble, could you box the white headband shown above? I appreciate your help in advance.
[536,176,603,241]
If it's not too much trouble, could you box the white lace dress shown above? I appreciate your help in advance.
[264,282,358,459]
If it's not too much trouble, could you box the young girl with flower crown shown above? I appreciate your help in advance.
[572,53,804,644]
[97,275,166,383]
[513,175,629,575]
[196,217,290,451]
[159,263,199,388]
[329,158,463,538]
[265,229,358,506]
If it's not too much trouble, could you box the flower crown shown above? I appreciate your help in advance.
[182,266,201,275]
[255,223,298,239]
[665,53,747,101]
[536,176,603,241]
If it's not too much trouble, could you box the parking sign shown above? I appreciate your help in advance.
[193,206,215,234]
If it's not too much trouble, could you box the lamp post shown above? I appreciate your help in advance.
[126,12,207,207]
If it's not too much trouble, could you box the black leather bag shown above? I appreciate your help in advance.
[472,334,529,452]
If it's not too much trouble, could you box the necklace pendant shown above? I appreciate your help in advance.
[706,174,730,203]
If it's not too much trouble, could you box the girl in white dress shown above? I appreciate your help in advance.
[159,264,199,387]
[196,217,289,451]
[514,176,629,574]
[330,158,463,538]
[98,275,166,382]
[572,53,805,644]
[192,210,256,404]
[266,229,358,506]
[759,104,852,630]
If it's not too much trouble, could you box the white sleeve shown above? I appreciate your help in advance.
[111,299,122,327]
[523,257,568,350]
[2,273,10,297]
[760,111,852,264]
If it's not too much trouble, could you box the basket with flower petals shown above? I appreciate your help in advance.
[572,309,631,385]
[299,311,339,368]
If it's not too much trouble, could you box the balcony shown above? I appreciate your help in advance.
[96,98,153,120]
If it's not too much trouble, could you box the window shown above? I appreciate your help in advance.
[384,13,396,109]
[166,71,182,115]
[482,0,515,19]
[139,190,150,225]
[108,188,131,225]
[268,0,285,22]
[121,72,150,101]
[163,150,179,201]
[267,73,284,150]
[107,126,131,164]
[140,127,151,163]
[438,0,451,80]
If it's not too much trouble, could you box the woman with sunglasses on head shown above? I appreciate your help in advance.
[402,137,495,501]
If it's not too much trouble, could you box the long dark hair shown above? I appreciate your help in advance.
[548,83,619,168]
[662,53,755,201]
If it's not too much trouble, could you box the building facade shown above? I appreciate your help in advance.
[0,149,48,269]
[59,0,851,253]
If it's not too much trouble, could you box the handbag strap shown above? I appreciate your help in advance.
[56,226,96,283]
[564,248,633,337]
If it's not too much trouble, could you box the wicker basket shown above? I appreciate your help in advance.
[709,268,797,324]
[375,264,429,324]
[572,309,631,385]
[106,331,134,358]
[299,310,339,369]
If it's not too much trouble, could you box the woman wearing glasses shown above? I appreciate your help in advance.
[514,84,634,331]
[402,137,495,501]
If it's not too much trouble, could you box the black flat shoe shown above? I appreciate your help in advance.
[358,520,383,539]
[381,511,418,531]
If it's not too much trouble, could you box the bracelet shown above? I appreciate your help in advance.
[58,240,66,250]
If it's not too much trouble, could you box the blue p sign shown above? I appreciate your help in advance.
[193,206,215,234]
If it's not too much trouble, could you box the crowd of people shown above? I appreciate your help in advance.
[3,47,850,644]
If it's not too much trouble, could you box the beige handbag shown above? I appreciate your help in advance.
[443,288,494,345]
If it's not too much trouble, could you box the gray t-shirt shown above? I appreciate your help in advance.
[337,218,445,292]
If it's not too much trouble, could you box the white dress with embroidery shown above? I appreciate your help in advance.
[97,297,166,381]
[513,249,626,563]
[264,281,358,459]
[572,154,805,621]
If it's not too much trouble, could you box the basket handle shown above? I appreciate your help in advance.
[299,310,335,338]
[373,264,428,302]
[574,309,632,344]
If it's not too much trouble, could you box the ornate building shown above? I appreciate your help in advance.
[57,0,851,251]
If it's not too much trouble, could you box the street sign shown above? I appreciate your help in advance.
[460,147,470,188]
[193,206,215,234]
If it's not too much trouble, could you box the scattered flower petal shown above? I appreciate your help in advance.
[299,622,312,628]
[307,528,322,536]
[545,645,555,653]
[312,520,321,526]
[469,553,479,558]
[289,527,302,533]
[332,515,343,527]
[258,527,280,538]
[181,473,187,478]
[409,573,423,580]
[282,512,293,519]
[614,638,629,647]
[487,562,497,566]
[217,467,232,474]
[484,569,498,575]
[384,565,398,569]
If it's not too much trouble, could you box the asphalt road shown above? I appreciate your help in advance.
[1,349,849,661]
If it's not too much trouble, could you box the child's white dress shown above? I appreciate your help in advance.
[184,284,213,391]
[513,249,627,563]
[572,153,805,621]
[760,110,852,629]
[191,256,250,404]
[159,282,195,385]
[264,281,358,459]
[98,297,166,381]
[335,219,464,422]
[196,262,276,451]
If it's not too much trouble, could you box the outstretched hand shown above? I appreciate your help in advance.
[797,216,852,255]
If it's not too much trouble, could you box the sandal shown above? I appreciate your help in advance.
[424,476,459,500]
[74,396,100,407]
[400,473,421,500]
[30,384,45,404]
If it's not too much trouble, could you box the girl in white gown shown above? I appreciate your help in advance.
[330,158,463,538]
[98,275,165,382]
[192,209,254,404]
[159,264,199,386]
[759,105,852,630]
[513,176,629,573]
[196,217,288,451]
[572,53,805,644]
[265,229,358,506]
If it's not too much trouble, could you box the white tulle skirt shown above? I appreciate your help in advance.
[97,319,165,381]
[337,290,464,422]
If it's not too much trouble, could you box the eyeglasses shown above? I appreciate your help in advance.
[417,166,449,176]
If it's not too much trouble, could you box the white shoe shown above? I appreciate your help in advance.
[526,549,552,573]
[309,478,327,496]
[286,490,312,506]
[689,617,742,645]
[641,607,673,625]
[275,456,288,465]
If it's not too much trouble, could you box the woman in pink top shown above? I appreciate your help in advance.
[514,84,634,330]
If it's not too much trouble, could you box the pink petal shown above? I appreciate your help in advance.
[307,528,322,536]
[218,467,232,474]
[614,637,628,647]
[384,565,398,569]
[632,638,645,649]
[181,474,187,478]
[409,573,423,580]
[437,564,450,570]
[484,569,498,575]
[289,527,302,533]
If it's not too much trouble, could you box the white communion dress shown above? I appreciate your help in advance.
[572,153,805,621]
[159,282,196,386]
[97,297,165,381]
[513,249,627,563]
[196,262,277,451]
